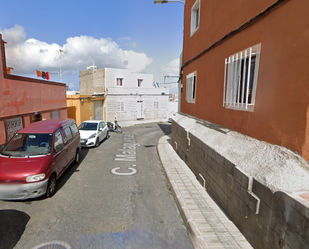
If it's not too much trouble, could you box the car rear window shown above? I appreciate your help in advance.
[79,123,98,131]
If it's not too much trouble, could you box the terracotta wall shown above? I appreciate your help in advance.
[0,34,67,145]
[181,0,309,160]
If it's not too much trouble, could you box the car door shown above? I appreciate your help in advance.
[52,129,67,178]
[98,122,104,142]
[102,121,108,138]
[63,126,75,164]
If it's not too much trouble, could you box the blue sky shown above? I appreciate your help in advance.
[0,0,184,92]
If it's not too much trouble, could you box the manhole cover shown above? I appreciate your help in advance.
[32,241,71,249]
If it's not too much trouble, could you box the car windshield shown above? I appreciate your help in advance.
[1,133,53,157]
[79,122,98,131]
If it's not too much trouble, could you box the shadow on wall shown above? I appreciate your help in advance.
[196,119,231,135]
[0,209,30,249]
[67,106,77,121]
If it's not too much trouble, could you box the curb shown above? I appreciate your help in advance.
[157,136,208,249]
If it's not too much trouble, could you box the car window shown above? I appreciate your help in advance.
[64,127,73,144]
[2,133,52,156]
[54,130,64,154]
[70,123,79,138]
[79,122,98,131]
[99,122,104,130]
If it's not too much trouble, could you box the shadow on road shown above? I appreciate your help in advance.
[157,123,171,136]
[0,209,30,249]
[56,147,89,192]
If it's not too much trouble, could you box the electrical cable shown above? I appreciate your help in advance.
[180,0,289,76]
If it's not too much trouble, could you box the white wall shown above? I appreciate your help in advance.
[105,95,169,122]
[105,68,153,89]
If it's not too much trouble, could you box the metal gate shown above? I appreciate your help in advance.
[94,100,103,120]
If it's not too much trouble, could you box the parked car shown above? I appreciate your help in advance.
[79,120,109,148]
[0,118,81,200]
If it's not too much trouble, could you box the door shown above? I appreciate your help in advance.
[136,101,144,120]
[98,122,105,142]
[52,130,68,177]
[94,100,103,120]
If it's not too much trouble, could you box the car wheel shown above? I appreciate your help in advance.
[46,174,57,198]
[95,138,99,147]
[73,149,80,164]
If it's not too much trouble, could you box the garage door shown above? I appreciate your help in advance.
[94,100,103,120]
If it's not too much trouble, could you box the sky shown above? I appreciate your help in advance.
[0,0,184,93]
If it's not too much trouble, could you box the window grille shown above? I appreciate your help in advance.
[223,44,261,111]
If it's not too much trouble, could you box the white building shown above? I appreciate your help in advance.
[79,67,169,123]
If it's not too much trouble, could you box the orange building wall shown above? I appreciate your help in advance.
[181,0,309,160]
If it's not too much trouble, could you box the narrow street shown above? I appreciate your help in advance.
[0,122,193,249]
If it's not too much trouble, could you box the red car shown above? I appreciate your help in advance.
[0,118,81,200]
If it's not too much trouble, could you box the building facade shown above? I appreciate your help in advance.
[67,94,105,125]
[79,67,169,123]
[173,1,309,248]
[0,34,67,147]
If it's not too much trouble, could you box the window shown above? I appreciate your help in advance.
[54,130,64,154]
[138,79,143,87]
[223,43,261,111]
[117,101,125,112]
[186,72,197,103]
[51,110,60,119]
[154,101,159,110]
[116,78,123,86]
[64,127,73,144]
[191,0,200,36]
[70,123,79,138]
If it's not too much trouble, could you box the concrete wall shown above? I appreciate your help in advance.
[80,68,105,95]
[171,115,309,249]
[181,0,309,162]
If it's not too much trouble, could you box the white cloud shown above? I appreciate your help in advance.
[160,58,181,93]
[1,25,152,74]
[160,58,180,76]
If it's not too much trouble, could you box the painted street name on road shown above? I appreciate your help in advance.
[111,133,140,176]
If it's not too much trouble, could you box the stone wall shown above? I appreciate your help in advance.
[80,68,105,95]
[171,118,309,249]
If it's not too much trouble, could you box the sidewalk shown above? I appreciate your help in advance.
[157,135,253,249]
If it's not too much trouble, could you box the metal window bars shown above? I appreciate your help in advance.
[223,44,261,111]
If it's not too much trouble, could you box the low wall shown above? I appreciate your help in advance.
[171,114,309,249]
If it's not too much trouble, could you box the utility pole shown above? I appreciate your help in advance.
[59,49,65,83]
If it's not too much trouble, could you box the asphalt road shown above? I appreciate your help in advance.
[0,122,193,249]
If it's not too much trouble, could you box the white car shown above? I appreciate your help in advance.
[78,120,109,148]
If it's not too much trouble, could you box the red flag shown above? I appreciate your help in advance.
[46,72,50,80]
